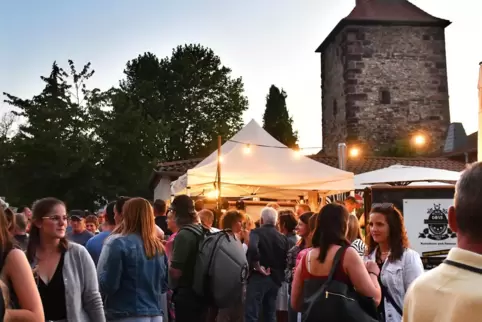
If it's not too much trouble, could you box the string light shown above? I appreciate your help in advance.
[218,156,224,163]
[293,148,302,159]
[228,139,322,151]
[206,190,219,199]
[243,144,252,154]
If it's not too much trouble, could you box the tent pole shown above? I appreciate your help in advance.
[217,135,222,210]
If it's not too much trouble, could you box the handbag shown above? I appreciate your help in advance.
[302,246,380,322]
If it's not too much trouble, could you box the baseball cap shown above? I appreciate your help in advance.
[69,209,85,221]
[169,195,195,215]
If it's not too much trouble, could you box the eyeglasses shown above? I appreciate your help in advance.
[42,215,68,222]
[371,203,394,210]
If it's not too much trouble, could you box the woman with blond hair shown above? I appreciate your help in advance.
[98,197,168,322]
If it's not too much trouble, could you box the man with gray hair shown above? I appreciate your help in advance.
[245,207,289,322]
[403,162,482,321]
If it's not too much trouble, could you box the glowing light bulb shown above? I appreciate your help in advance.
[293,149,302,159]
[243,144,251,154]
[349,147,360,158]
[414,134,426,146]
[218,156,224,163]
[206,190,219,199]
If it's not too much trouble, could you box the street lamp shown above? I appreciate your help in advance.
[349,147,360,158]
[413,134,426,147]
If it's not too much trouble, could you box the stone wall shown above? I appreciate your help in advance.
[321,32,346,155]
[321,24,450,155]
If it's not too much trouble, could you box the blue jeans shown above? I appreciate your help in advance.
[244,274,280,322]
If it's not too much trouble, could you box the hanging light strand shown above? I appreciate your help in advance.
[227,139,320,151]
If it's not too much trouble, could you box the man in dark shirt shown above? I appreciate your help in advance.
[13,213,29,251]
[154,199,171,237]
[66,210,94,246]
[169,195,208,322]
[245,207,289,322]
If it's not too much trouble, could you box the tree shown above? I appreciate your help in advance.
[121,46,248,161]
[0,112,17,198]
[2,61,102,208]
[262,85,298,148]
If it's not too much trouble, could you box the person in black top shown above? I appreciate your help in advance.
[153,199,171,237]
[245,207,289,322]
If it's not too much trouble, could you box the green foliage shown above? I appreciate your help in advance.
[3,61,101,208]
[1,44,248,208]
[375,138,416,157]
[262,85,298,148]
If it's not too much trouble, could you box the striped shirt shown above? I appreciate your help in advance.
[351,238,366,256]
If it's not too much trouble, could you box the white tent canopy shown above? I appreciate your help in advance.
[354,164,461,188]
[171,119,354,199]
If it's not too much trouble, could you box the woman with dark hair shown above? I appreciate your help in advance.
[347,215,366,256]
[27,197,105,322]
[0,206,43,321]
[276,210,299,322]
[285,211,314,322]
[365,204,423,322]
[290,203,381,318]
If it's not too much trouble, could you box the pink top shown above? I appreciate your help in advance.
[165,232,177,261]
[296,247,312,268]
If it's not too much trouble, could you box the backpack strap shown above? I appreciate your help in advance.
[326,245,348,284]
[380,283,403,316]
[443,259,482,274]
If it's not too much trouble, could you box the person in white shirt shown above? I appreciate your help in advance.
[365,203,423,322]
[403,162,482,322]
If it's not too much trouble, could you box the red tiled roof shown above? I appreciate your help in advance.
[346,0,447,23]
[155,155,465,176]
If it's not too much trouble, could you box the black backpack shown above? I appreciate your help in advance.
[182,224,249,309]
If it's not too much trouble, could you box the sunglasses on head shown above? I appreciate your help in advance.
[371,203,394,210]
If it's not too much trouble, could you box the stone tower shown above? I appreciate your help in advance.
[317,0,451,155]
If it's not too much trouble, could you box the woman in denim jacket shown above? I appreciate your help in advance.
[98,198,168,322]
[365,203,424,322]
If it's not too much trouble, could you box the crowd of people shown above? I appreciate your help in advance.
[1,162,482,322]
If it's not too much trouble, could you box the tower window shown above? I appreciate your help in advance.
[380,89,391,104]
[333,99,338,116]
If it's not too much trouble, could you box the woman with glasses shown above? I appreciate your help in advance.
[26,197,105,322]
[365,203,423,322]
[0,205,43,321]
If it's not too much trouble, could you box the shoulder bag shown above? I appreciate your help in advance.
[302,245,380,322]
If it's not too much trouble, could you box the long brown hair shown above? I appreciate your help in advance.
[113,198,164,259]
[312,204,349,263]
[297,211,314,249]
[26,198,69,263]
[347,215,363,243]
[0,207,14,256]
[366,204,410,262]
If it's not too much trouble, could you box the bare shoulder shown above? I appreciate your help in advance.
[5,248,28,264]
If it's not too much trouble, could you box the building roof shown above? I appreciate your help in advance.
[443,122,468,153]
[346,0,448,23]
[154,155,465,177]
[442,131,478,157]
[315,0,450,53]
